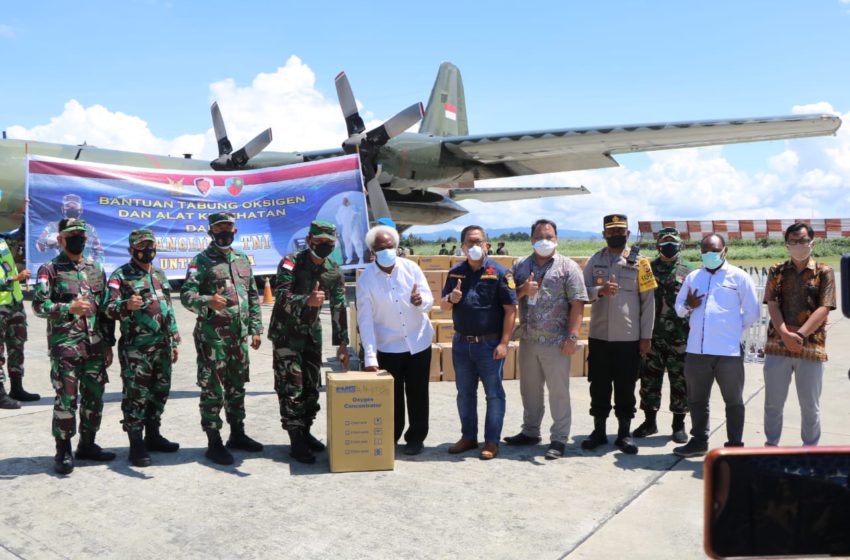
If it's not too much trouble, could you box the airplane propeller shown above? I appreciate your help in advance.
[209,102,273,171]
[334,72,423,221]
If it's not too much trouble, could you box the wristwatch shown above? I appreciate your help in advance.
[567,334,579,342]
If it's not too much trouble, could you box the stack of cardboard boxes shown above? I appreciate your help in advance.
[352,254,592,383]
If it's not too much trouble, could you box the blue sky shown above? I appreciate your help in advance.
[3,1,850,233]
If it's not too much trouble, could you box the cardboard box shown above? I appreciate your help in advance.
[429,307,452,321]
[582,304,592,318]
[349,303,360,352]
[489,256,517,269]
[450,256,466,267]
[570,256,589,269]
[439,343,455,381]
[570,341,588,377]
[327,372,395,473]
[424,270,444,294]
[578,317,591,340]
[429,344,442,382]
[432,320,455,343]
[418,255,452,271]
[503,341,518,380]
[404,255,420,265]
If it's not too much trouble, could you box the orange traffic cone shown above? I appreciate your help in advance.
[263,277,274,305]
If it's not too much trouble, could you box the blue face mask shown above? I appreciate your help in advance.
[701,251,724,270]
[376,248,397,268]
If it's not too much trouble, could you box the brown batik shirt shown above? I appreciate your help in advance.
[763,258,836,362]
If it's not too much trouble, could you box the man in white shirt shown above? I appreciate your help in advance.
[673,234,760,457]
[356,225,434,455]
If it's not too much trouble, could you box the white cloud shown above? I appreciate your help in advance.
[0,24,15,38]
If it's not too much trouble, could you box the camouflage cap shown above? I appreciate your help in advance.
[603,214,628,229]
[656,226,682,242]
[309,220,337,241]
[208,212,235,227]
[129,228,156,247]
[60,218,87,233]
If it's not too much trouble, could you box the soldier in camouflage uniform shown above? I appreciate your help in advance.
[633,227,695,443]
[36,194,104,263]
[0,235,37,409]
[105,229,181,467]
[268,220,349,464]
[33,218,117,475]
[180,212,264,466]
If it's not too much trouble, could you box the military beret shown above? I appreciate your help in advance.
[656,226,682,242]
[208,212,235,227]
[129,228,156,246]
[309,220,337,241]
[603,214,628,229]
[60,218,86,233]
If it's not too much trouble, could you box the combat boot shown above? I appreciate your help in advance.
[204,429,234,465]
[304,422,326,452]
[128,430,151,467]
[226,419,264,452]
[144,420,179,453]
[54,438,74,475]
[632,410,658,438]
[288,428,316,464]
[671,413,688,444]
[581,417,608,450]
[9,378,40,402]
[0,382,20,409]
[75,432,117,461]
[614,418,639,455]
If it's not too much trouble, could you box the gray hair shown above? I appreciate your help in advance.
[365,225,399,250]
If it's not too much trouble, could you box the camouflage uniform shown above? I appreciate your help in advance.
[105,230,181,434]
[640,230,695,414]
[0,238,27,385]
[180,214,263,431]
[268,222,348,430]
[32,220,115,440]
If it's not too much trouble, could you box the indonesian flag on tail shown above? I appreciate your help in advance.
[444,103,457,121]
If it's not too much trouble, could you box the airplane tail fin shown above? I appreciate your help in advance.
[419,62,468,137]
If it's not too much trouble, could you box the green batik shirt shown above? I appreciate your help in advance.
[105,261,181,348]
[33,252,116,357]
[267,250,348,348]
[651,256,695,343]
[180,245,263,339]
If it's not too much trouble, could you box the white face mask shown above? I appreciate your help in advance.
[466,245,484,261]
[788,242,813,262]
[532,239,557,257]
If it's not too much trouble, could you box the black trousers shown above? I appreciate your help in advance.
[377,347,431,444]
[587,338,640,420]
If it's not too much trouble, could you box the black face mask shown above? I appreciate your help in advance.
[606,235,628,249]
[659,243,680,259]
[211,231,235,248]
[311,243,334,259]
[133,247,157,264]
[64,208,81,219]
[65,236,86,256]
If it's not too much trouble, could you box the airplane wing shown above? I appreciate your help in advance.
[441,114,841,177]
[447,185,590,202]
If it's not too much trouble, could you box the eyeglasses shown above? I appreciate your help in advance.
[786,240,813,246]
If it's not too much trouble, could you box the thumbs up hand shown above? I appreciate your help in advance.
[69,294,92,316]
[307,281,325,308]
[601,273,619,297]
[410,282,423,307]
[449,279,463,304]
[208,286,228,311]
[522,272,539,299]
[127,289,144,311]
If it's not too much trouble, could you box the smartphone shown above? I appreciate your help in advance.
[704,447,850,558]
[841,253,849,318]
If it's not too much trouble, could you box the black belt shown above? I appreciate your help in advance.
[454,333,500,343]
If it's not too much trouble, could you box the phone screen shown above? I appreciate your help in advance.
[706,449,850,558]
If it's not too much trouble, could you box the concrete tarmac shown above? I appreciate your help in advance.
[1,283,848,559]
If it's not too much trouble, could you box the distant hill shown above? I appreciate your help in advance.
[409,227,599,241]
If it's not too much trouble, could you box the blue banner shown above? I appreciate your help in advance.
[26,155,368,279]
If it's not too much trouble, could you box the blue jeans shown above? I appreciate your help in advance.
[452,336,506,444]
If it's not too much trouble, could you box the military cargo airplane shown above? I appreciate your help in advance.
[0,62,841,230]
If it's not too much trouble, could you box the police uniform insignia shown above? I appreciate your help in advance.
[448,273,465,279]
[506,273,516,290]
[637,257,658,292]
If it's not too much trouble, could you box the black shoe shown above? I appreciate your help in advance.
[75,432,116,461]
[144,422,180,453]
[632,420,658,438]
[205,429,234,465]
[0,383,20,409]
[403,442,424,456]
[581,417,608,450]
[545,441,566,460]
[9,378,40,402]
[288,428,316,464]
[674,438,709,457]
[128,430,151,467]
[671,428,689,444]
[54,438,74,475]
[503,432,542,446]
[304,430,326,452]
[724,441,745,448]
[226,422,264,452]
[615,436,639,455]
